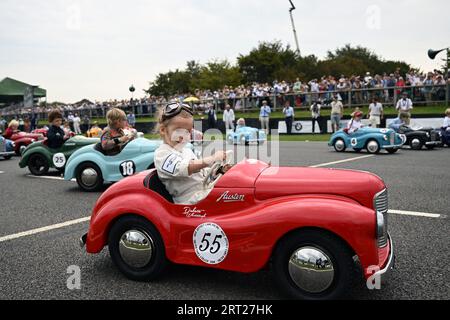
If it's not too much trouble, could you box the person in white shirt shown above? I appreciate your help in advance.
[368,98,384,128]
[72,113,81,135]
[282,101,295,135]
[396,93,413,125]
[259,100,271,134]
[443,108,450,131]
[346,111,364,134]
[310,101,322,134]
[154,103,231,205]
[330,96,344,133]
[222,104,235,132]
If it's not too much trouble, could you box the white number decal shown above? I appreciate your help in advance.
[120,161,135,177]
[53,153,66,168]
[193,223,229,264]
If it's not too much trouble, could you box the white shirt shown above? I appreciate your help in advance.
[369,103,383,116]
[283,106,295,118]
[330,101,343,115]
[443,116,450,128]
[155,143,212,205]
[310,104,321,119]
[223,109,235,122]
[73,116,81,124]
[396,98,413,112]
[347,119,363,133]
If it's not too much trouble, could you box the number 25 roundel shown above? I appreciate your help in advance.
[120,160,136,177]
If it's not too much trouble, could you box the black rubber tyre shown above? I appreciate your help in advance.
[3,155,12,160]
[386,148,399,154]
[425,145,435,150]
[75,162,103,192]
[28,153,49,176]
[409,138,424,150]
[272,230,354,300]
[108,215,167,281]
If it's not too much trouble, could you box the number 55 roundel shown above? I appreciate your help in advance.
[193,223,229,265]
[120,160,136,177]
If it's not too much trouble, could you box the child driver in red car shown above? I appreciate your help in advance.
[154,102,230,205]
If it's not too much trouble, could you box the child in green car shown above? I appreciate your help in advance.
[47,110,71,149]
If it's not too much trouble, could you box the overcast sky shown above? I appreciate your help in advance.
[1,0,449,103]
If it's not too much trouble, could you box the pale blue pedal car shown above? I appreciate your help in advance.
[227,126,267,145]
[328,127,406,154]
[64,137,162,191]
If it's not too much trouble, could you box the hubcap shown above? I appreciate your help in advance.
[288,246,335,293]
[240,136,246,145]
[367,141,379,153]
[80,168,98,187]
[119,230,153,268]
[411,138,421,148]
[334,140,345,151]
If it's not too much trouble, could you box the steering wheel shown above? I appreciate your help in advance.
[203,150,234,188]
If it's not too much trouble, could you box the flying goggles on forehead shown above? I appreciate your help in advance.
[162,103,193,121]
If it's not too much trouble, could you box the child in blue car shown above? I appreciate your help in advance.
[101,108,134,155]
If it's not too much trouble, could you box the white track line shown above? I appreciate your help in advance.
[389,210,442,219]
[0,217,90,243]
[0,171,4,174]
[26,174,75,182]
[310,155,374,168]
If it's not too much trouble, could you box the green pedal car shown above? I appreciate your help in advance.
[19,135,99,176]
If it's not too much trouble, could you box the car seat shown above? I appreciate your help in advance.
[144,170,174,203]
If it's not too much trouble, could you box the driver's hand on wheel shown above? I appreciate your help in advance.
[212,150,226,163]
[120,135,131,143]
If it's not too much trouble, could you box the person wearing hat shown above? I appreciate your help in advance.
[330,95,344,133]
[346,111,364,134]
[396,92,413,125]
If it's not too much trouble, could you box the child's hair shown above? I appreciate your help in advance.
[445,108,450,116]
[8,119,19,128]
[154,107,193,135]
[48,110,63,123]
[399,112,409,120]
[106,108,126,127]
[237,118,245,126]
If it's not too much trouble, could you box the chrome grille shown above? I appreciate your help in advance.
[374,189,389,247]
[430,131,439,142]
[374,189,388,214]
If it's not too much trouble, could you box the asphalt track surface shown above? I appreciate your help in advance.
[0,142,448,300]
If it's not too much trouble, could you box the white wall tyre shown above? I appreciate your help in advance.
[333,139,346,152]
[366,140,380,154]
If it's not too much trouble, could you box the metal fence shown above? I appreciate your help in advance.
[1,83,449,121]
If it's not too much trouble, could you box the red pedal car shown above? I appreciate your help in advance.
[80,156,394,300]
[9,131,45,155]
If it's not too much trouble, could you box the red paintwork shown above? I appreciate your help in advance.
[84,159,390,279]
[31,128,48,137]
[9,132,45,154]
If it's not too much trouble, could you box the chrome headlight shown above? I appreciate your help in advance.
[31,139,35,143]
[374,189,388,248]
[383,135,388,141]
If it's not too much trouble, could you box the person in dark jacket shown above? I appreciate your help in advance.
[47,110,70,149]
